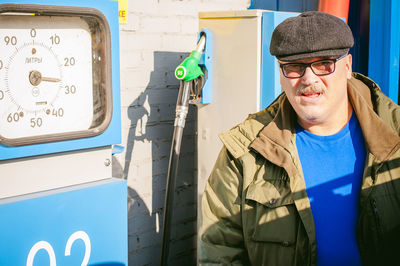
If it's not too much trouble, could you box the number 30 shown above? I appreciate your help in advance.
[26,231,91,266]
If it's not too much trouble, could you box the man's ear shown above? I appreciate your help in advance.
[346,54,353,79]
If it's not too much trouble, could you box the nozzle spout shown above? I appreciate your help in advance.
[196,34,206,53]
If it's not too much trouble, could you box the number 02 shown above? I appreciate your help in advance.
[26,230,91,266]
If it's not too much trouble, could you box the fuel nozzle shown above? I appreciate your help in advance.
[175,34,206,81]
[161,33,207,266]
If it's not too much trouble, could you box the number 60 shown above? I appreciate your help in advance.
[26,231,91,266]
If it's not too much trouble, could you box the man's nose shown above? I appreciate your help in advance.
[300,66,318,84]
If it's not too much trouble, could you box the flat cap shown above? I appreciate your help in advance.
[270,11,354,61]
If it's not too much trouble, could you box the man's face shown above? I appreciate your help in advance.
[279,54,353,132]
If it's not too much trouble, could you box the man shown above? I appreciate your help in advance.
[199,11,400,266]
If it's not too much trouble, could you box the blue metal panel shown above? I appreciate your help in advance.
[199,29,213,104]
[249,0,278,10]
[348,0,370,75]
[0,0,121,160]
[368,0,400,103]
[260,11,299,109]
[0,178,127,265]
[249,0,318,12]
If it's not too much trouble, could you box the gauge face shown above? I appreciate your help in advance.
[0,5,112,146]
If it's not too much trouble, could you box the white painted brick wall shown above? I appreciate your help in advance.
[113,0,250,265]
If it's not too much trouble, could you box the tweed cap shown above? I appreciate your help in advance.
[270,11,354,61]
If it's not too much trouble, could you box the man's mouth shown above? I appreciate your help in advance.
[296,84,326,99]
[301,91,322,97]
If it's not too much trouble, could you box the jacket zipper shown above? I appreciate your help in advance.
[371,199,382,233]
[370,163,384,243]
[370,197,385,256]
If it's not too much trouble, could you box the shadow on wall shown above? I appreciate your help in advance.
[113,51,197,265]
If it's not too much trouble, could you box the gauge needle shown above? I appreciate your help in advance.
[29,70,61,86]
[41,77,61,82]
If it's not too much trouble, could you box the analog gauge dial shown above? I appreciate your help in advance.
[0,5,112,146]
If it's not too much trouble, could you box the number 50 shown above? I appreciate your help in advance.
[26,230,91,266]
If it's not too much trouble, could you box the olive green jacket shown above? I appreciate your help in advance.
[199,73,400,266]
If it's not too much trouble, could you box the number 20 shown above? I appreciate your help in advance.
[26,231,91,266]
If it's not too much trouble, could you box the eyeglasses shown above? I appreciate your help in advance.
[279,54,347,78]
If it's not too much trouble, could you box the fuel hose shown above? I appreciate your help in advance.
[160,34,206,265]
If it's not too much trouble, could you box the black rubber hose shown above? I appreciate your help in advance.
[161,80,191,266]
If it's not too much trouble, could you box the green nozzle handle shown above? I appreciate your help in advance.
[175,50,204,81]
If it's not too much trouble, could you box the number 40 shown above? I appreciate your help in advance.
[26,231,91,266]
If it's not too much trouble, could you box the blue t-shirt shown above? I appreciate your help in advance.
[296,113,366,266]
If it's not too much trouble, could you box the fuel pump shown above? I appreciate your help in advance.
[0,1,127,265]
[161,34,206,265]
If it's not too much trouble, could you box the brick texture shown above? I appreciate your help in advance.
[113,0,250,265]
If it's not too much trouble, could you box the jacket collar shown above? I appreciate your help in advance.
[249,95,297,177]
[348,75,400,162]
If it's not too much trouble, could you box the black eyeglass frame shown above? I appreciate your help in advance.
[279,54,348,79]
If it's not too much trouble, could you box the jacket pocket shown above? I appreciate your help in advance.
[246,179,298,245]
[371,193,400,241]
[364,193,400,266]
